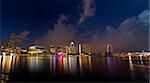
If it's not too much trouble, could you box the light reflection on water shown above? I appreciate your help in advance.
[0,55,149,82]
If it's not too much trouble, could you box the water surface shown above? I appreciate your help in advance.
[0,55,149,82]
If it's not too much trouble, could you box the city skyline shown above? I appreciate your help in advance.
[1,0,149,53]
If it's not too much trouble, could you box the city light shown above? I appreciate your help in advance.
[0,0,149,82]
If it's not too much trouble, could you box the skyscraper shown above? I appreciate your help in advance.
[79,44,82,55]
[68,41,77,54]
[82,44,91,54]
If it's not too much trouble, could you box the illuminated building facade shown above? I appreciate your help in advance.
[68,42,78,54]
[49,46,57,54]
[27,45,46,55]
[79,44,82,54]
[82,44,91,54]
[64,46,69,53]
[57,46,66,53]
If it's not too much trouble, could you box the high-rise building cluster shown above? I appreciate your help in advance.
[48,41,91,55]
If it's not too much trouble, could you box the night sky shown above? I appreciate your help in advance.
[1,0,149,52]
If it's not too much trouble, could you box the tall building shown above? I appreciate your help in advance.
[82,44,91,54]
[79,44,82,54]
[64,46,69,53]
[49,45,56,54]
[57,45,66,53]
[68,41,78,54]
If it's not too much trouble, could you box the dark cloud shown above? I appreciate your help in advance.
[138,10,149,26]
[34,15,77,47]
[16,30,30,43]
[78,0,96,25]
[34,3,149,53]
[87,10,149,53]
